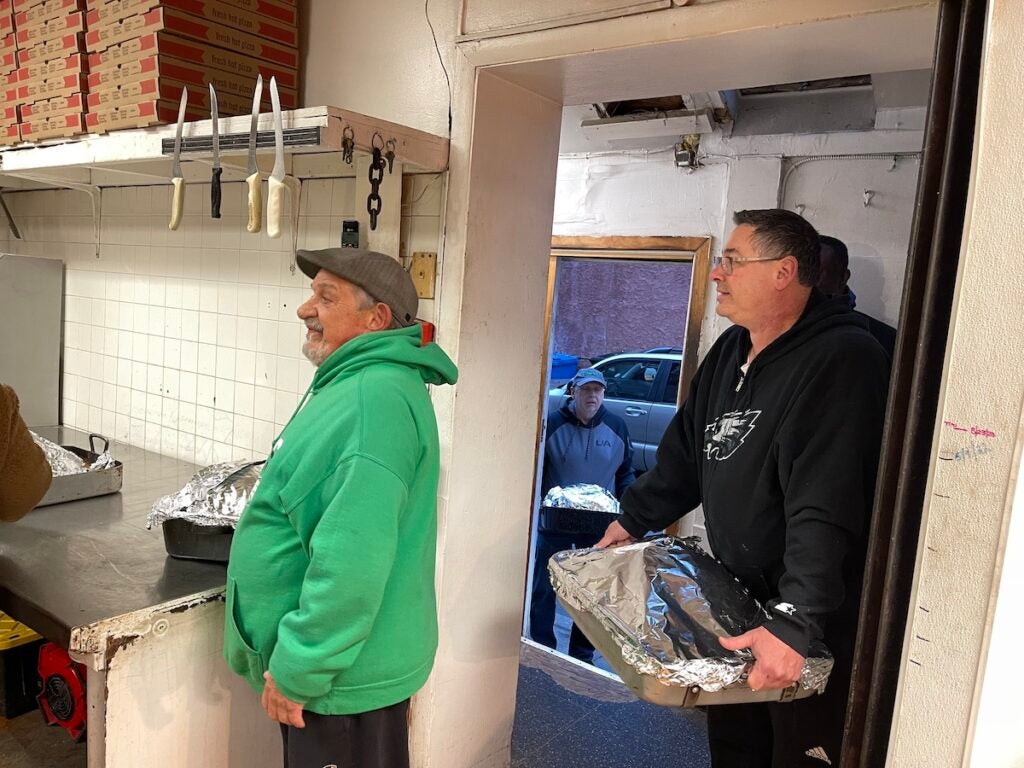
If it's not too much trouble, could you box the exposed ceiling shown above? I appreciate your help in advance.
[558,69,932,154]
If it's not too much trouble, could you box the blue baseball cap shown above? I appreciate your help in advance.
[572,368,606,388]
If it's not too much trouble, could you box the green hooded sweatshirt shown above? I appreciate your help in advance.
[224,325,458,715]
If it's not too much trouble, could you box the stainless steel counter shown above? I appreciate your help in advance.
[0,427,227,647]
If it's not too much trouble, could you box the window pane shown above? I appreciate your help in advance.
[661,362,681,403]
[599,359,655,401]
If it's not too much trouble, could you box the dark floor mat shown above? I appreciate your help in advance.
[512,655,710,768]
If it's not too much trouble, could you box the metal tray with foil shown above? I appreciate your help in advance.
[36,434,123,507]
[558,596,816,708]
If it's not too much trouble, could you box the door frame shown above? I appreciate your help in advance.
[523,233,712,647]
[547,234,713,403]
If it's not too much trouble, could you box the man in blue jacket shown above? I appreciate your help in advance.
[529,367,635,663]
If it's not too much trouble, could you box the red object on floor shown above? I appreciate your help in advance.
[37,642,87,742]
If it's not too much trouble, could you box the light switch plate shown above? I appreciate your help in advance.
[410,252,437,299]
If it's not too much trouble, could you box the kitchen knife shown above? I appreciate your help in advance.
[210,84,222,219]
[267,77,285,239]
[245,74,264,234]
[168,88,188,231]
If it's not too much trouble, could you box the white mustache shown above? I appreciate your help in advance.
[305,321,323,333]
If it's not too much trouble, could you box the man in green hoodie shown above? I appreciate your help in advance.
[224,247,458,768]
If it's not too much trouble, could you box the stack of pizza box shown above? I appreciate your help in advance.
[4,0,89,143]
[84,0,300,134]
[0,2,17,145]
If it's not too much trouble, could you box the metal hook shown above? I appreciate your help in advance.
[371,132,385,151]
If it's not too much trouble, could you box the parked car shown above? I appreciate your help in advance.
[546,352,682,473]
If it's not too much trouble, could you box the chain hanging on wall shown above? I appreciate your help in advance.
[367,132,386,230]
[341,126,355,165]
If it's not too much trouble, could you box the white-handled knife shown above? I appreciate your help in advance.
[245,74,264,234]
[267,77,285,239]
[168,88,188,231]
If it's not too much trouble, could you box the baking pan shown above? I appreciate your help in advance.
[537,505,617,536]
[161,518,233,562]
[35,433,123,507]
[557,596,816,708]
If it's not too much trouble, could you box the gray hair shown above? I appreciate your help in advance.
[353,285,403,330]
[734,209,821,286]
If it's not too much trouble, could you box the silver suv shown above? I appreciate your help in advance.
[546,352,682,473]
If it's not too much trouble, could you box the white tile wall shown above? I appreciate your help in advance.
[1,172,444,465]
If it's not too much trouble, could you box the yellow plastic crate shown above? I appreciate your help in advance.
[0,612,41,652]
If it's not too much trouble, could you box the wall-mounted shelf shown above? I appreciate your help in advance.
[0,106,447,257]
[0,105,449,190]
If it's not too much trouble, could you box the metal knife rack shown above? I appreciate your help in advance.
[159,126,323,156]
[160,126,318,256]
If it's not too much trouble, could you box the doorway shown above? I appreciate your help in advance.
[523,236,711,672]
[426,5,955,768]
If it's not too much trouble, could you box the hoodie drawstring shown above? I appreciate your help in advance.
[268,378,316,461]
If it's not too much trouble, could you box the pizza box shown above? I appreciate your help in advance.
[86,0,295,25]
[18,90,84,119]
[88,30,296,89]
[85,7,298,71]
[20,110,85,140]
[15,32,83,65]
[85,97,204,131]
[88,0,296,45]
[13,0,83,32]
[5,70,85,101]
[14,9,84,46]
[87,52,296,107]
[6,51,85,86]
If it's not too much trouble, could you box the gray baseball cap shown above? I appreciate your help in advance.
[572,368,606,388]
[295,248,419,327]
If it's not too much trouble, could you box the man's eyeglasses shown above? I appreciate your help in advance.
[712,254,785,276]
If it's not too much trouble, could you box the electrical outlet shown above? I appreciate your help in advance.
[410,252,437,299]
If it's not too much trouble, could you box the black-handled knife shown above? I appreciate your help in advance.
[210,84,222,219]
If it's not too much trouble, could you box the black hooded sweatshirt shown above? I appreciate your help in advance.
[618,289,890,656]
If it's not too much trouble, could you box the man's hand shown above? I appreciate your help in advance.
[262,671,306,728]
[719,626,805,691]
[595,520,636,549]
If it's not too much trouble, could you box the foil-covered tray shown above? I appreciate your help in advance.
[550,536,833,708]
[35,434,123,508]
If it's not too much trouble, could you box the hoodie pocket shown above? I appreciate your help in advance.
[223,577,264,681]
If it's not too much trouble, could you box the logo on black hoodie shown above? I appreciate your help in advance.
[704,410,761,460]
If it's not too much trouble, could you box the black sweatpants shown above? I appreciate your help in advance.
[705,606,857,768]
[280,699,410,768]
[528,529,599,662]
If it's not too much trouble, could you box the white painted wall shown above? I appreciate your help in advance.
[969,436,1024,767]
[888,1,1024,764]
[553,151,727,238]
[782,155,921,326]
[303,0,456,138]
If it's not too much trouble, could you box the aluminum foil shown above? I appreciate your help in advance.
[147,460,264,529]
[88,451,116,471]
[542,483,620,514]
[549,536,833,693]
[31,432,87,476]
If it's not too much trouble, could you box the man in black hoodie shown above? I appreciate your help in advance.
[818,234,898,359]
[597,210,889,767]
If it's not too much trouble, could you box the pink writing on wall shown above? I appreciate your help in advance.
[944,420,996,438]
